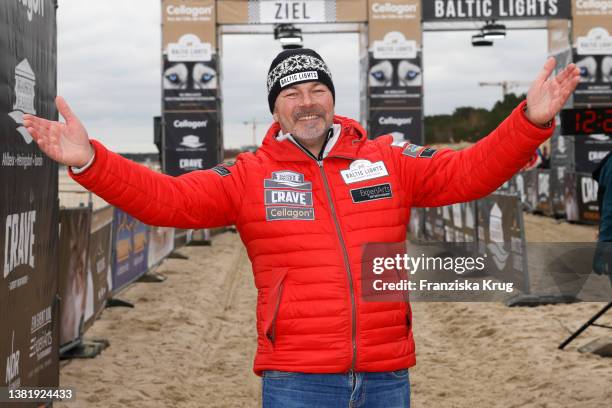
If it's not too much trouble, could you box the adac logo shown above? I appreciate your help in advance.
[179,135,205,149]
[264,171,312,190]
[5,331,20,388]
[8,59,36,144]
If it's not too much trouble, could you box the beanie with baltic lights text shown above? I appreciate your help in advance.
[266,48,335,113]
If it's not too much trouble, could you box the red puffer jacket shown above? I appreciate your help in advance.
[71,101,553,375]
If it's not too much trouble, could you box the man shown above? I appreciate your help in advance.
[24,48,580,407]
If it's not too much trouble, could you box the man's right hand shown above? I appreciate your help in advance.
[23,96,94,167]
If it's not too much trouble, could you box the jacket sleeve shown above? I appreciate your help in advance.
[392,101,554,208]
[69,139,246,228]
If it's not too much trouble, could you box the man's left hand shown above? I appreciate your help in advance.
[525,57,581,126]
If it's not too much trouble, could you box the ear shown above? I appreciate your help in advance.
[272,109,279,122]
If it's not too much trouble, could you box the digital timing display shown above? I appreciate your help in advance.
[560,108,612,136]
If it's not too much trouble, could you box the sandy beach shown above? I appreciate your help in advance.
[55,214,611,408]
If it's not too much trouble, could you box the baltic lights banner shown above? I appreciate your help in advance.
[0,0,60,395]
[367,0,423,143]
[422,0,571,20]
[162,0,221,175]
[571,0,612,106]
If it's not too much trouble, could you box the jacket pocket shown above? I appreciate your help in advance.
[263,268,288,348]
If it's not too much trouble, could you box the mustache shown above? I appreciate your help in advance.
[293,107,325,121]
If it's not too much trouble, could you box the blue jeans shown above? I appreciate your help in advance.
[262,369,410,408]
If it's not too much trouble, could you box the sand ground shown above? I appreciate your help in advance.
[55,214,611,408]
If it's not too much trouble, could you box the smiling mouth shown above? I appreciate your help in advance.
[297,115,320,121]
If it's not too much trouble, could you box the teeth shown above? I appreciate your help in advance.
[299,115,318,120]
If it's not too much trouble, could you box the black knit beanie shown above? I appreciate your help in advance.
[267,48,335,113]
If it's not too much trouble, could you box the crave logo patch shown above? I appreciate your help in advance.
[265,190,312,206]
[264,170,315,221]
[350,183,393,203]
[340,160,389,184]
[279,71,318,88]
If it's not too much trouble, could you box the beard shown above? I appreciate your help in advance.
[290,106,331,142]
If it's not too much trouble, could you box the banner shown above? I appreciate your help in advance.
[0,0,59,395]
[547,20,573,109]
[164,111,220,175]
[162,56,219,111]
[367,0,423,143]
[83,206,113,331]
[422,0,571,21]
[111,208,150,294]
[148,226,175,268]
[550,164,569,216]
[573,134,612,173]
[536,169,553,215]
[217,0,368,24]
[476,194,529,291]
[577,172,600,223]
[58,208,91,347]
[550,132,575,169]
[571,0,612,106]
[515,170,538,212]
[162,0,221,176]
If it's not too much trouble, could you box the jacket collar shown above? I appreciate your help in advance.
[258,115,368,162]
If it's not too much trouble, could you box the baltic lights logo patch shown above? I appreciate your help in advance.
[8,59,36,144]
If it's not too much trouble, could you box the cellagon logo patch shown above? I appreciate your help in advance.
[402,144,421,158]
[264,171,312,190]
[266,207,315,221]
[279,71,318,88]
[350,183,393,203]
[340,159,388,184]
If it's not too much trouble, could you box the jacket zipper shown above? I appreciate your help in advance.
[317,160,358,371]
[288,139,358,371]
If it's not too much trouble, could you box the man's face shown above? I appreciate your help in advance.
[273,81,334,143]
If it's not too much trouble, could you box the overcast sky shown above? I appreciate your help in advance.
[57,0,547,152]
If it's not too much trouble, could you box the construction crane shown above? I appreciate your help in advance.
[242,118,267,148]
[478,81,531,99]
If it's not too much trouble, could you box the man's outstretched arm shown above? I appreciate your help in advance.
[392,57,581,208]
[23,97,245,228]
